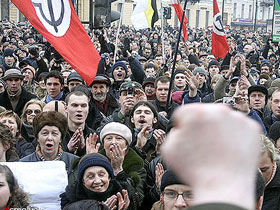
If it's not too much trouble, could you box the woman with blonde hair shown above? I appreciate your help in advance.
[21,99,45,143]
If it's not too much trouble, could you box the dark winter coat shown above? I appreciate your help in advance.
[16,137,35,159]
[151,98,179,120]
[0,87,37,117]
[62,125,94,157]
[262,162,280,210]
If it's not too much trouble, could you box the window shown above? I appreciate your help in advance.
[233,3,237,19]
[186,9,190,26]
[205,11,209,28]
[249,5,252,19]
[196,10,200,28]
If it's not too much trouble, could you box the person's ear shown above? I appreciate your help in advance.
[153,117,157,124]
[131,116,134,124]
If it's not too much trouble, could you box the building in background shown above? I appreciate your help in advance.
[1,0,272,31]
[231,0,273,31]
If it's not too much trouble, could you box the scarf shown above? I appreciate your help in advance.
[36,145,63,161]
[45,91,64,103]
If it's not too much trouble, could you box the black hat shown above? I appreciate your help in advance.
[90,75,111,87]
[208,60,220,70]
[248,85,268,103]
[220,65,229,71]
[67,72,84,84]
[77,153,114,185]
[160,169,184,192]
[3,48,15,58]
[269,121,280,144]
[142,77,155,88]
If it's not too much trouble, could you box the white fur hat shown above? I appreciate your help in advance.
[100,122,132,145]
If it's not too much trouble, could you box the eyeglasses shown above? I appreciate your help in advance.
[26,109,41,115]
[163,190,193,201]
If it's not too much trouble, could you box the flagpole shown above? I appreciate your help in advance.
[161,0,165,56]
[113,0,125,63]
[165,0,187,112]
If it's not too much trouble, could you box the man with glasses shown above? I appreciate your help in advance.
[152,169,192,210]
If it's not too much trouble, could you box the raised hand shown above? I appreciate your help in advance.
[86,133,100,154]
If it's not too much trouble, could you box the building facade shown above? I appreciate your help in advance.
[231,0,273,31]
[1,0,272,31]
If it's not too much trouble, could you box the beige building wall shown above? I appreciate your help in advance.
[9,0,231,29]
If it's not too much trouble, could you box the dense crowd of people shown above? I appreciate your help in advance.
[0,20,279,210]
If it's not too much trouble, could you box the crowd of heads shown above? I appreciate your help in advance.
[0,20,279,210]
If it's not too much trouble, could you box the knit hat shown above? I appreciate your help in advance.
[2,68,24,81]
[160,169,184,192]
[269,121,280,144]
[3,48,15,58]
[208,60,220,70]
[67,71,84,84]
[142,77,155,88]
[22,65,36,77]
[111,61,128,76]
[77,153,114,185]
[192,67,207,78]
[220,65,229,72]
[90,74,111,87]
[248,85,268,104]
[100,122,132,145]
[33,111,68,141]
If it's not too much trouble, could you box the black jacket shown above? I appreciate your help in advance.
[91,92,119,117]
[16,137,35,159]
[86,102,104,131]
[262,163,280,210]
[151,98,179,120]
[0,87,37,117]
[62,125,94,157]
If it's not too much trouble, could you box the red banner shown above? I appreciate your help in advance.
[172,0,188,42]
[212,0,229,58]
[11,0,100,85]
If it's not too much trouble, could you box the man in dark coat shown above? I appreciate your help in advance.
[0,68,37,117]
[151,76,179,119]
[90,75,118,117]
[62,91,94,157]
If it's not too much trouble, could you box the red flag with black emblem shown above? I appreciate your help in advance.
[11,0,100,85]
[212,0,229,58]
